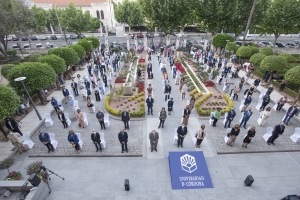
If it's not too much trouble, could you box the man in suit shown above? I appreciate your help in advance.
[91,129,102,152]
[149,129,159,152]
[62,86,70,103]
[147,63,152,78]
[167,98,174,115]
[224,108,236,128]
[241,95,252,112]
[266,85,274,96]
[239,107,253,129]
[103,74,108,87]
[84,80,90,91]
[164,84,172,101]
[122,109,130,130]
[283,104,299,125]
[146,95,154,115]
[177,123,188,148]
[58,110,68,129]
[267,122,285,145]
[71,80,79,96]
[96,109,105,130]
[38,130,54,153]
[118,128,128,153]
[6,118,23,136]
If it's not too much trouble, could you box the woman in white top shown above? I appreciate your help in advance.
[258,107,271,126]
[80,86,87,101]
[196,125,206,148]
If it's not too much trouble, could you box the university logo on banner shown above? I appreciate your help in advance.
[169,151,213,189]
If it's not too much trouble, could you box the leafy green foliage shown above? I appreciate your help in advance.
[30,5,47,34]
[8,62,56,93]
[1,64,15,79]
[261,0,300,43]
[77,39,92,52]
[212,34,234,48]
[249,46,259,56]
[0,158,15,172]
[6,50,17,57]
[113,0,144,29]
[260,55,287,72]
[60,3,100,37]
[0,86,20,119]
[249,53,266,67]
[236,46,251,58]
[85,36,100,48]
[38,54,66,74]
[225,42,237,52]
[279,53,294,63]
[48,48,78,65]
[28,54,42,62]
[260,47,273,56]
[284,65,300,85]
[68,44,86,59]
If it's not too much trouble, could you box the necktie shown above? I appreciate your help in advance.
[281,126,283,131]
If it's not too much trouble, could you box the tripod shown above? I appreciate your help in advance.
[41,165,65,181]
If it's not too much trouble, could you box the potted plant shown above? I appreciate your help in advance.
[0,158,15,173]
[26,161,48,182]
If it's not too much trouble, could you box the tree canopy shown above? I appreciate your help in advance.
[212,34,234,48]
[260,47,273,56]
[285,65,300,85]
[48,47,78,65]
[60,3,100,37]
[77,39,93,52]
[249,53,266,67]
[249,46,259,56]
[0,85,20,119]
[1,64,16,79]
[236,46,251,58]
[261,0,300,43]
[85,36,100,49]
[225,42,237,52]
[113,0,144,31]
[28,54,43,62]
[279,53,294,63]
[260,55,287,72]
[68,44,86,59]
[38,54,66,74]
[8,62,56,94]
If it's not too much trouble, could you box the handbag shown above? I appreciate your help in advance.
[227,133,231,137]
[71,143,76,148]
[78,123,82,127]
[211,116,215,120]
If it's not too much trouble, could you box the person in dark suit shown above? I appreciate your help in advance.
[84,80,90,90]
[118,128,128,153]
[177,123,188,148]
[283,104,299,125]
[122,109,130,130]
[6,118,23,136]
[38,130,54,153]
[164,84,172,96]
[239,107,253,129]
[58,110,68,128]
[62,86,70,102]
[241,95,252,112]
[51,97,60,113]
[146,95,154,115]
[167,98,174,115]
[147,63,152,78]
[91,129,102,152]
[71,80,79,96]
[103,74,108,87]
[96,109,105,130]
[267,122,285,145]
[224,108,236,128]
[149,129,159,152]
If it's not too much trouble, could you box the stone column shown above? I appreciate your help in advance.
[134,37,138,52]
[183,37,187,48]
[166,35,170,46]
[126,37,130,51]
[144,36,147,50]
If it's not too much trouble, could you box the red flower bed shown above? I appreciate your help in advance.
[136,82,145,93]
[204,80,215,87]
[138,58,145,63]
[115,77,125,83]
[175,62,186,73]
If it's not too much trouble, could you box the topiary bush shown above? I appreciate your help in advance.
[1,64,15,79]
[279,53,293,63]
[28,54,42,62]
[260,47,273,56]
[236,46,251,58]
[6,50,17,57]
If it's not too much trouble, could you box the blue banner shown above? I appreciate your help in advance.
[168,151,213,189]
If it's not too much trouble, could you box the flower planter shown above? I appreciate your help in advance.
[123,83,132,95]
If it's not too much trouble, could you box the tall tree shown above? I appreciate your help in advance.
[60,3,100,38]
[113,0,144,32]
[139,0,194,34]
[261,0,300,44]
[30,5,47,34]
[0,0,33,60]
[284,66,300,103]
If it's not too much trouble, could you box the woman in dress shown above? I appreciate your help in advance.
[182,106,191,125]
[196,125,206,148]
[227,124,240,147]
[76,109,85,128]
[86,96,94,113]
[179,77,185,91]
[242,126,256,148]
[67,130,80,153]
[239,77,245,90]
[189,96,196,111]
[80,86,87,101]
[258,107,271,126]
[158,107,167,129]
[94,89,101,101]
[247,85,255,97]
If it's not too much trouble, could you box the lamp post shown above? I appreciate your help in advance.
[14,77,42,120]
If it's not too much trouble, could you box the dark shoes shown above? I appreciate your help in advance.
[48,150,51,153]
[155,149,157,152]
[126,150,128,153]
[96,149,99,152]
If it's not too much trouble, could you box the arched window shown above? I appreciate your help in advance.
[100,10,104,19]
[96,10,100,19]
